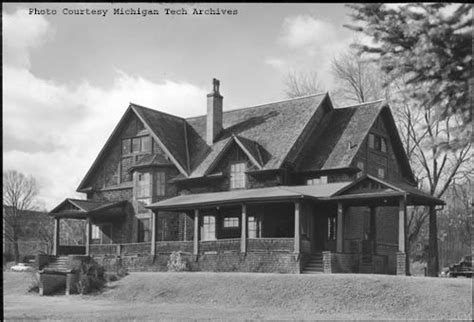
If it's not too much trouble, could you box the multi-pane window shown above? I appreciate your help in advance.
[91,224,112,244]
[137,172,151,198]
[230,162,246,189]
[377,168,386,179]
[122,136,152,155]
[154,171,166,196]
[248,216,257,238]
[368,133,387,153]
[138,218,151,242]
[356,161,365,178]
[328,216,336,241]
[307,176,327,185]
[91,224,100,240]
[202,215,216,240]
[380,137,387,153]
[223,217,239,228]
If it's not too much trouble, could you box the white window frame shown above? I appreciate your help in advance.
[223,217,239,228]
[377,168,386,179]
[202,215,216,241]
[230,162,246,189]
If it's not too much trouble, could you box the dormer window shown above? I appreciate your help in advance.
[230,162,246,189]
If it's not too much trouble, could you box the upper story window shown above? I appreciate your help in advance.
[223,217,239,228]
[230,162,246,189]
[307,176,328,185]
[356,161,365,178]
[377,168,386,179]
[154,171,166,197]
[137,172,151,198]
[122,136,151,155]
[368,133,387,153]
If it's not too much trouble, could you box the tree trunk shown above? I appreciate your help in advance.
[427,206,439,276]
[13,237,20,263]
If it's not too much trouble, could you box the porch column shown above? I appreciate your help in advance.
[151,212,156,256]
[398,197,406,252]
[85,217,91,256]
[193,209,199,256]
[294,201,300,254]
[370,206,376,253]
[427,205,439,277]
[336,202,344,253]
[241,204,247,253]
[53,217,60,256]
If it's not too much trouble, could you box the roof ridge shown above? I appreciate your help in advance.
[185,92,327,120]
[336,99,385,110]
[130,102,186,121]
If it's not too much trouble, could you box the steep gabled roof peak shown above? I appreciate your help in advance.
[185,92,328,121]
[336,99,385,110]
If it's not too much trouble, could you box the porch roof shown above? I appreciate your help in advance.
[148,182,352,211]
[50,198,128,219]
[148,175,444,211]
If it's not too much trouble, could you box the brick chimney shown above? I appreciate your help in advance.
[206,78,223,145]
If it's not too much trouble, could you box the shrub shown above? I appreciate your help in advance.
[167,251,189,272]
[75,259,106,295]
[105,262,128,283]
[28,272,40,293]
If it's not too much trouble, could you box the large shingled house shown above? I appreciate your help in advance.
[49,79,443,274]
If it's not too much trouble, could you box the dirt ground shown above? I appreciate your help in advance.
[4,271,472,320]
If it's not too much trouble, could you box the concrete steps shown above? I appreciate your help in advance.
[302,253,324,274]
[42,256,71,273]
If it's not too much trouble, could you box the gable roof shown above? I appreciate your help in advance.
[186,93,328,177]
[50,198,128,218]
[76,92,415,192]
[296,100,415,183]
[298,100,384,171]
[77,104,190,192]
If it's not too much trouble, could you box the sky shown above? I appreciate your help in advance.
[3,3,360,210]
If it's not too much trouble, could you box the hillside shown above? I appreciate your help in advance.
[100,272,471,320]
[4,271,472,320]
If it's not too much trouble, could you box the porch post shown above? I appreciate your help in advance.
[398,197,406,253]
[294,201,300,254]
[151,211,156,256]
[241,204,247,253]
[85,216,91,256]
[53,217,60,256]
[370,206,376,253]
[336,202,344,253]
[193,209,199,256]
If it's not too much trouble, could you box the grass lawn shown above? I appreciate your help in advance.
[4,271,472,320]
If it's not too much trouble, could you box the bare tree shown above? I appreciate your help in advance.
[331,46,388,106]
[3,170,40,263]
[390,80,472,276]
[284,70,324,98]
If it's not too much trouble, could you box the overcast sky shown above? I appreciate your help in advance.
[3,3,359,210]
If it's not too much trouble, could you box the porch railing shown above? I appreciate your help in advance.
[84,237,296,256]
[200,238,240,252]
[58,245,86,255]
[247,238,294,252]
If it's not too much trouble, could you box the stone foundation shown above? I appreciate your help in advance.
[94,251,301,273]
[396,252,407,275]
